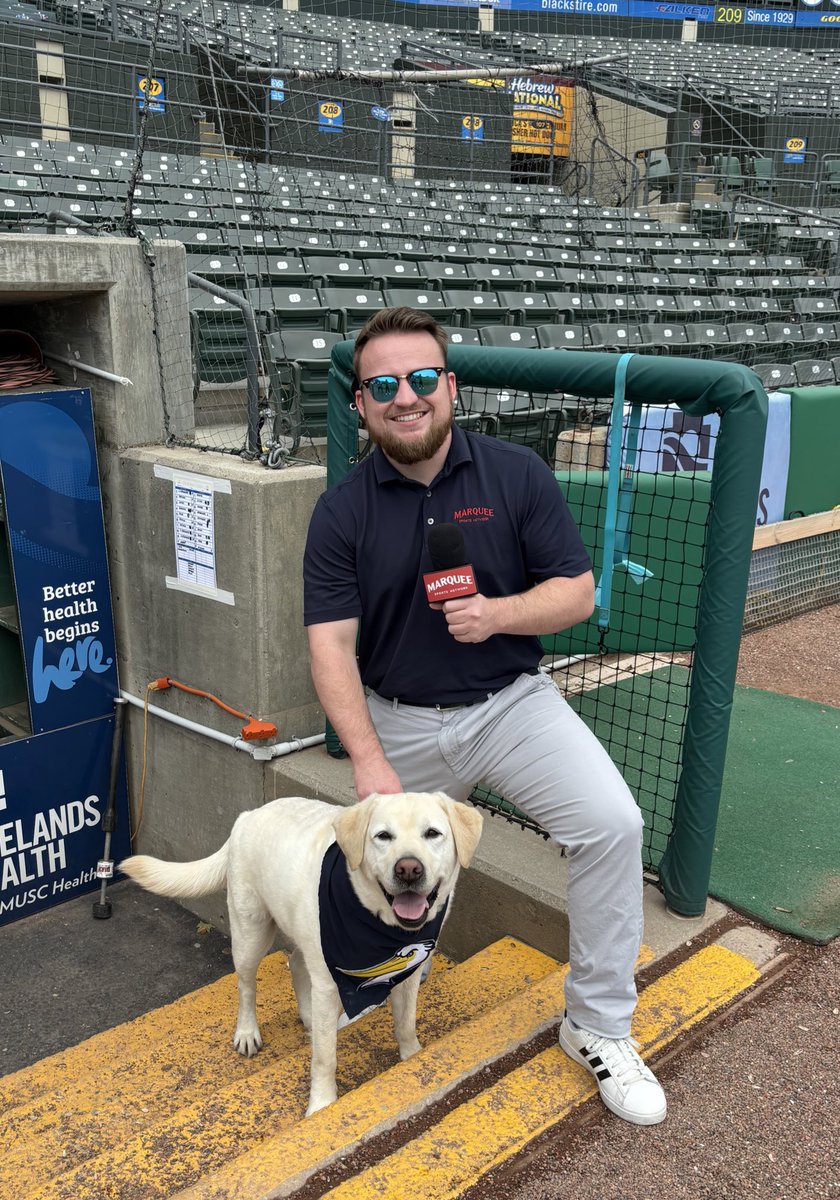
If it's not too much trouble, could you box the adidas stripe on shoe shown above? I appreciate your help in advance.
[558,1014,667,1126]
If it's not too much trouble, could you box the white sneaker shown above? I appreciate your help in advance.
[558,1014,667,1125]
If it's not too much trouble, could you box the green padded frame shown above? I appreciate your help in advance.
[326,346,768,917]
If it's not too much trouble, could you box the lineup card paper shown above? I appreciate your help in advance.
[154,465,234,605]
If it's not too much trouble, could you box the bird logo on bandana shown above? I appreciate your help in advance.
[336,941,436,990]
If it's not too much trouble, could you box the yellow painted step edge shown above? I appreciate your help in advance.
[173,947,654,1200]
[319,944,762,1200]
[1,940,556,1195]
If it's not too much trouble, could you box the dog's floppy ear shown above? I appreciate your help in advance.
[438,794,483,867]
[333,795,376,870]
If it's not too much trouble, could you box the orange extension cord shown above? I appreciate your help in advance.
[132,677,278,843]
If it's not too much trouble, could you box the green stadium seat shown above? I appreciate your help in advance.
[420,260,473,290]
[381,289,455,323]
[636,324,689,353]
[266,287,331,331]
[303,255,371,287]
[536,324,589,350]
[366,259,422,288]
[264,329,344,438]
[588,323,643,351]
[478,326,539,348]
[793,359,835,386]
[684,323,731,356]
[443,327,482,348]
[753,362,797,391]
[443,290,507,326]
[510,263,559,292]
[319,286,385,332]
[497,291,553,325]
[492,408,565,466]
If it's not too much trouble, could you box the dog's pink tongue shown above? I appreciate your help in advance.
[392,891,428,921]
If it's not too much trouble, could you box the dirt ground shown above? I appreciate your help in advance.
[735,603,839,708]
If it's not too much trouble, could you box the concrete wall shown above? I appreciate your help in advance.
[572,93,668,205]
[0,235,329,896]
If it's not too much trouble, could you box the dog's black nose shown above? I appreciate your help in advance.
[394,857,424,883]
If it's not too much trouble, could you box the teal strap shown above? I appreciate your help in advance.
[594,354,653,633]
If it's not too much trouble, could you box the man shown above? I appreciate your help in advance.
[303,306,666,1125]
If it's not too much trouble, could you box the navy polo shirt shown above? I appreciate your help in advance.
[303,425,591,706]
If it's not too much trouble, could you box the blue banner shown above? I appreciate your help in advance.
[137,74,165,113]
[318,100,344,131]
[0,715,130,925]
[397,0,836,23]
[0,389,119,735]
[461,115,485,139]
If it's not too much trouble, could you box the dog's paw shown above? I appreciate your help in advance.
[398,1036,422,1060]
[232,1026,263,1056]
[305,1089,337,1117]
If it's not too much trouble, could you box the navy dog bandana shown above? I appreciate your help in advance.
[318,841,448,1019]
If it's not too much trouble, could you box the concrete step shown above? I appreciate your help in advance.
[3,925,781,1200]
[2,938,557,1200]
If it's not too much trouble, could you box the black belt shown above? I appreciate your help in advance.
[376,668,541,712]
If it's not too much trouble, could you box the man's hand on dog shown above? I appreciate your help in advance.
[355,758,403,802]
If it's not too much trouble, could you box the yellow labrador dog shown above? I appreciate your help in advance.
[120,792,482,1115]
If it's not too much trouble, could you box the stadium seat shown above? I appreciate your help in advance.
[547,293,596,321]
[510,263,559,292]
[497,291,553,326]
[468,261,517,288]
[365,259,422,288]
[587,323,642,351]
[492,408,565,465]
[264,329,344,438]
[263,287,331,331]
[714,155,744,197]
[381,289,455,323]
[443,327,482,348]
[258,256,312,286]
[753,363,797,390]
[725,322,770,359]
[478,326,539,348]
[636,324,689,353]
[319,287,386,332]
[793,359,836,386]
[420,261,473,290]
[684,323,731,356]
[536,324,589,350]
[762,323,804,361]
[303,255,371,287]
[793,296,838,319]
[747,156,775,200]
[443,290,507,326]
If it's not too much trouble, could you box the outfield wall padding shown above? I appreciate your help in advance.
[783,385,840,519]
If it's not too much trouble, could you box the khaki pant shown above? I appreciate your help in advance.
[367,670,645,1038]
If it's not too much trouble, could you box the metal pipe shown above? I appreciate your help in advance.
[119,689,326,759]
[241,55,628,83]
[44,353,134,387]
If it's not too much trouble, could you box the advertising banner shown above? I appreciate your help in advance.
[510,76,573,158]
[399,0,836,25]
[0,714,130,925]
[0,389,118,735]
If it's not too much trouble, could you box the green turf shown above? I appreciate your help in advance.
[472,669,840,944]
[710,685,840,944]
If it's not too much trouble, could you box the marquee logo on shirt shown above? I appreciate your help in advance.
[452,505,495,523]
[337,940,435,989]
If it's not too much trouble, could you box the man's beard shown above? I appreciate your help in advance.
[369,407,453,465]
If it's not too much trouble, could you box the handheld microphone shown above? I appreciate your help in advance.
[423,523,477,604]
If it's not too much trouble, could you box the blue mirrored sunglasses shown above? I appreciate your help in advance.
[360,366,446,405]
